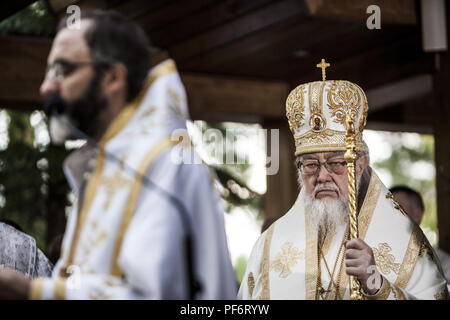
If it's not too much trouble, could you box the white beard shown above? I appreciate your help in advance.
[49,115,77,146]
[305,195,349,238]
[304,183,349,240]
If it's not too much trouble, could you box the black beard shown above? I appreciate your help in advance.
[64,71,108,138]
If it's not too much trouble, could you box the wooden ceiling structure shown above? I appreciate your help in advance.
[2,0,450,251]
[0,0,434,130]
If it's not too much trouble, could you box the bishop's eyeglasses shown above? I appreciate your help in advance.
[297,159,347,176]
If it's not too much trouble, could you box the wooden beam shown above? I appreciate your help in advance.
[0,36,290,120]
[366,74,433,112]
[305,0,417,25]
[199,23,413,80]
[367,92,435,134]
[289,33,433,91]
[182,73,289,121]
[180,16,351,71]
[46,0,80,14]
[262,119,298,225]
[111,0,175,21]
[433,1,450,252]
[365,121,433,134]
[0,35,434,126]
[167,0,309,63]
[145,0,274,48]
[0,36,50,110]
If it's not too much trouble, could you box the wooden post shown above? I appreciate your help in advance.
[261,119,298,232]
[433,1,450,252]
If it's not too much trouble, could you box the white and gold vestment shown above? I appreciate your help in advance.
[31,59,237,299]
[239,60,448,300]
[239,170,449,300]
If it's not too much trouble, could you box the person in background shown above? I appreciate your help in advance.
[390,185,450,290]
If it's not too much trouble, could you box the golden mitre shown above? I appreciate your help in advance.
[286,59,368,157]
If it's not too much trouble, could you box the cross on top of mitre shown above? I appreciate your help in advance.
[316,58,330,81]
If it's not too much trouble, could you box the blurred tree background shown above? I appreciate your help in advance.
[369,132,438,246]
[0,1,64,254]
[0,1,55,37]
[193,121,262,213]
[0,109,69,252]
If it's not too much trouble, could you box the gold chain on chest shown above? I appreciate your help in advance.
[316,229,349,300]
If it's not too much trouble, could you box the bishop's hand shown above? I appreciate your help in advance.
[344,238,382,296]
[0,267,31,299]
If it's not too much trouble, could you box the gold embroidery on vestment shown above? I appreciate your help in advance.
[373,243,401,275]
[385,192,407,216]
[434,289,449,300]
[394,224,423,289]
[270,242,304,278]
[392,285,406,300]
[247,272,255,298]
[99,155,133,211]
[260,225,275,299]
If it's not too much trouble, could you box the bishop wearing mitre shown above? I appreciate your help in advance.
[238,60,449,300]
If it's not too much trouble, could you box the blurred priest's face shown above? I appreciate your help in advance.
[297,151,367,234]
[39,20,110,144]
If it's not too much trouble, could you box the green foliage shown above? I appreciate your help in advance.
[196,121,263,214]
[234,255,248,285]
[0,1,55,37]
[0,110,45,249]
[0,109,68,252]
[372,133,438,245]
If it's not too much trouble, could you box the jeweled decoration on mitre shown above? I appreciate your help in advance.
[286,59,368,157]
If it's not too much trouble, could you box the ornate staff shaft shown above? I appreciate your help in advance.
[344,113,364,300]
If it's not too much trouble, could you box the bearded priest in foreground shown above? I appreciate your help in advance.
[238,61,449,300]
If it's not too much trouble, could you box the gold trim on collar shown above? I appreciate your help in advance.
[30,278,44,300]
[305,213,318,300]
[54,278,66,300]
[394,224,423,289]
[61,150,106,277]
[358,171,382,239]
[260,225,275,299]
[100,59,177,147]
[110,137,178,276]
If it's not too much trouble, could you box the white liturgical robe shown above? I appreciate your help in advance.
[238,169,449,300]
[30,59,237,299]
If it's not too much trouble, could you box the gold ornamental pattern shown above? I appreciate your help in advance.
[247,272,255,298]
[270,242,304,278]
[434,289,449,300]
[358,94,368,133]
[286,84,306,133]
[294,129,365,156]
[308,81,326,115]
[385,192,407,216]
[373,243,401,275]
[327,81,362,125]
